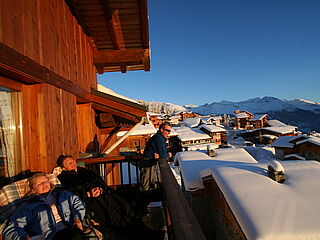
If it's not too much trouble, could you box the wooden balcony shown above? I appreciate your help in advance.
[78,156,206,240]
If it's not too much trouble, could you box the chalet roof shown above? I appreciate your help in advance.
[98,84,137,104]
[65,0,150,73]
[296,136,320,147]
[261,125,297,135]
[284,154,306,160]
[271,136,295,148]
[200,124,226,133]
[267,119,287,127]
[250,114,267,121]
[116,122,156,137]
[174,149,257,191]
[235,112,249,118]
[183,117,201,128]
[174,127,212,142]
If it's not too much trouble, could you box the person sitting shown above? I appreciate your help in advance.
[2,173,86,240]
[56,155,164,240]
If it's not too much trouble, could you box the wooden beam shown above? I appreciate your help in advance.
[0,42,90,102]
[93,49,149,65]
[100,0,125,50]
[138,0,150,49]
[0,43,146,120]
[100,126,121,154]
[92,103,140,123]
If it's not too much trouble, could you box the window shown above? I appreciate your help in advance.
[0,87,23,178]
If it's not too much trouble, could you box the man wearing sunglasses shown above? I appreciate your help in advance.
[139,122,172,192]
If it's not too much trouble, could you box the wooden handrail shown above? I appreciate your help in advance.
[76,155,143,165]
[158,159,206,240]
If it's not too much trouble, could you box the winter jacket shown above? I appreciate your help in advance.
[58,167,108,203]
[143,131,168,160]
[2,187,85,240]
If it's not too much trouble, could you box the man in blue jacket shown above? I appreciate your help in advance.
[140,122,172,191]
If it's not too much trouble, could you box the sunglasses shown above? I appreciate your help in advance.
[163,128,171,133]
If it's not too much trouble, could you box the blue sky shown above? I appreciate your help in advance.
[98,0,320,106]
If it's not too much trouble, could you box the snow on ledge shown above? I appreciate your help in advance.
[200,160,320,240]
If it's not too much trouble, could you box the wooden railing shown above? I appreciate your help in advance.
[79,156,206,240]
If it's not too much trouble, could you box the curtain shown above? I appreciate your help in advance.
[0,89,22,178]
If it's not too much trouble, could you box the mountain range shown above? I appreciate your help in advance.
[137,97,320,133]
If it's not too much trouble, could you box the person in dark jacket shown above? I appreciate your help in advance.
[140,122,172,191]
[3,173,85,240]
[56,155,163,240]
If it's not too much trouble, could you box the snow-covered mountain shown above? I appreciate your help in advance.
[137,97,320,132]
[186,97,320,115]
[186,97,320,132]
[136,99,188,114]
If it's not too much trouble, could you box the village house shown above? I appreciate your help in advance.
[234,110,254,129]
[273,135,320,161]
[199,124,227,146]
[248,114,268,129]
[242,124,299,144]
[172,126,213,151]
[148,112,164,129]
[201,115,223,125]
[173,111,197,121]
[116,122,157,155]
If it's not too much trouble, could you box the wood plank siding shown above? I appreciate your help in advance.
[0,0,149,175]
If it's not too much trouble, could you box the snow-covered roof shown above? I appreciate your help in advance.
[174,126,211,142]
[116,123,157,137]
[271,136,295,148]
[296,136,320,147]
[174,149,257,191]
[284,154,306,160]
[235,112,249,118]
[182,117,201,128]
[186,143,219,151]
[262,125,297,134]
[261,134,278,139]
[267,119,287,127]
[200,124,226,133]
[97,84,138,104]
[200,160,320,240]
[250,114,267,121]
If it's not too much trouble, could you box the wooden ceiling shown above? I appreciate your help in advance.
[65,0,150,73]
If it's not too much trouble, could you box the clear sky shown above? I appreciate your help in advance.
[98,0,320,106]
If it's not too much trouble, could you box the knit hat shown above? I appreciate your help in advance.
[56,154,72,167]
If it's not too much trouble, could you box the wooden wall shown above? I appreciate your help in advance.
[0,0,97,91]
[76,103,98,154]
[22,83,79,172]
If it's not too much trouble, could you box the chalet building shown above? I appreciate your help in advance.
[172,126,212,150]
[248,114,268,129]
[0,0,150,180]
[173,111,197,121]
[148,112,164,129]
[242,124,299,144]
[234,110,269,130]
[116,122,157,155]
[273,136,320,161]
[201,116,223,125]
[199,124,227,146]
[234,110,254,129]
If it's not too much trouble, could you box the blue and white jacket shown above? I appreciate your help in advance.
[2,187,85,240]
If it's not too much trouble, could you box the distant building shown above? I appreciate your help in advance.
[272,135,320,161]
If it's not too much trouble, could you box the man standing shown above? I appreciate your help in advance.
[140,122,172,191]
